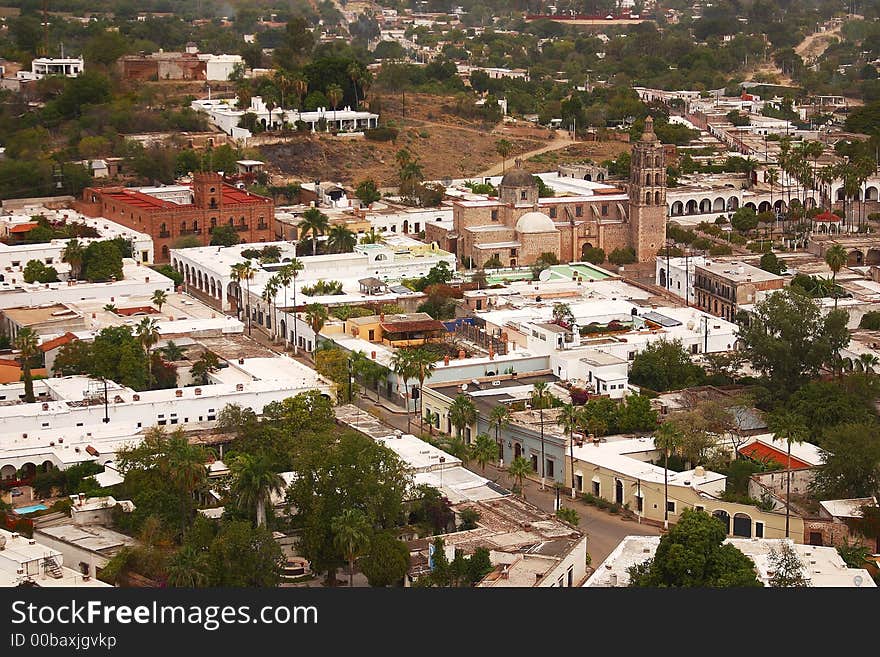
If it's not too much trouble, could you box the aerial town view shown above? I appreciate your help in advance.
[1,0,880,596]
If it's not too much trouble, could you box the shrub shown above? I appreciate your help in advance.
[608,247,637,266]
[365,127,399,142]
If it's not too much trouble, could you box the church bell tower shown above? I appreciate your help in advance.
[628,116,667,262]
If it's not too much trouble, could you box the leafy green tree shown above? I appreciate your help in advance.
[355,178,381,205]
[582,246,606,265]
[786,380,877,443]
[810,422,880,500]
[210,223,240,247]
[630,339,706,392]
[577,396,618,437]
[608,247,637,265]
[206,520,283,587]
[82,240,124,282]
[628,509,761,587]
[23,259,59,283]
[360,531,410,587]
[759,252,784,275]
[166,545,210,587]
[556,507,579,526]
[286,430,411,585]
[737,289,850,393]
[616,395,658,433]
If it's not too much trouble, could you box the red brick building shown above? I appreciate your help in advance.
[76,173,274,262]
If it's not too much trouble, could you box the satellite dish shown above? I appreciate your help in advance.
[538,269,552,282]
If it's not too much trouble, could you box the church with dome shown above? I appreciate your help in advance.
[445,116,668,269]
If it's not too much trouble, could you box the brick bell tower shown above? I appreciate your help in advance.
[628,116,667,262]
[192,172,224,210]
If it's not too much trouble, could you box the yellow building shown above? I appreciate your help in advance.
[568,437,805,542]
[342,312,447,348]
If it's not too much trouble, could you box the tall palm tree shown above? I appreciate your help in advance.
[135,317,160,389]
[360,228,383,244]
[530,381,554,490]
[855,353,880,374]
[470,433,498,473]
[292,74,308,110]
[824,244,847,309]
[229,453,285,528]
[15,328,39,403]
[276,260,302,350]
[326,225,357,253]
[558,402,580,498]
[448,393,477,444]
[496,138,512,173]
[390,349,418,432]
[407,348,437,434]
[326,83,343,129]
[230,260,256,335]
[298,207,330,256]
[347,62,363,109]
[151,289,168,313]
[304,303,329,358]
[488,404,511,466]
[766,168,778,218]
[654,421,682,530]
[767,410,809,539]
[161,430,209,536]
[263,274,280,341]
[62,238,84,281]
[332,508,372,587]
[508,456,533,500]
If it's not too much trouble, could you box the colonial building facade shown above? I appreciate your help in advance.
[440,117,667,268]
[76,173,274,262]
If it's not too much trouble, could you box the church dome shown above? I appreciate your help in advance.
[500,158,537,188]
[516,211,557,233]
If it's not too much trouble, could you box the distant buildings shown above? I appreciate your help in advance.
[17,56,84,81]
[118,50,243,82]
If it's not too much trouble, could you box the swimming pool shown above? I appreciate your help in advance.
[13,504,48,515]
[550,263,613,281]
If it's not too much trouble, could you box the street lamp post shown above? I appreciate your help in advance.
[102,378,109,424]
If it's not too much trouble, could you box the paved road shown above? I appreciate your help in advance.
[351,397,661,564]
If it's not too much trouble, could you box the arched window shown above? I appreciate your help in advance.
[645,192,651,205]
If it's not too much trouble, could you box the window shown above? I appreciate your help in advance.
[491,209,498,221]
[531,454,539,472]
[575,205,583,217]
[520,190,527,200]
[755,522,764,538]
[549,207,557,218]
[546,459,554,479]
[601,204,608,216]
[666,501,676,514]
[592,480,600,497]
[510,248,517,257]
[575,474,583,491]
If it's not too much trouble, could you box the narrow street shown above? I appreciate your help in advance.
[349,395,661,565]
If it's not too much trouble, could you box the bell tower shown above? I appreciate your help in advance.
[628,116,667,262]
[193,172,224,210]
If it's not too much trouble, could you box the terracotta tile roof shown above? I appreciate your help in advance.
[8,222,38,234]
[0,358,21,367]
[381,319,447,333]
[39,332,78,352]
[115,306,159,317]
[739,442,810,470]
[814,211,842,222]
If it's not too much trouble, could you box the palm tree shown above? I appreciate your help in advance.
[824,244,847,309]
[230,260,256,335]
[496,138,513,173]
[347,62,363,109]
[332,508,372,587]
[558,402,580,497]
[292,74,308,110]
[855,353,880,374]
[360,228,383,244]
[166,545,209,587]
[326,225,357,254]
[470,433,498,473]
[229,453,285,528]
[279,259,304,352]
[151,289,168,313]
[304,303,329,357]
[488,404,511,466]
[530,381,554,490]
[654,421,682,530]
[448,393,477,444]
[62,238,84,281]
[326,83,343,130]
[135,317,160,388]
[15,328,39,403]
[407,348,437,434]
[767,410,809,539]
[508,456,533,500]
[161,430,209,536]
[390,349,418,432]
[766,168,778,217]
[298,207,330,256]
[263,274,280,341]
[161,340,186,362]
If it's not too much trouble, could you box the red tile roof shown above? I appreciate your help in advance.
[0,358,21,367]
[739,442,810,469]
[9,222,38,234]
[39,332,78,353]
[98,183,270,213]
[814,211,842,223]
[115,306,159,317]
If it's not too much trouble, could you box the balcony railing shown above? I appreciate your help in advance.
[234,224,249,232]
[158,231,170,238]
